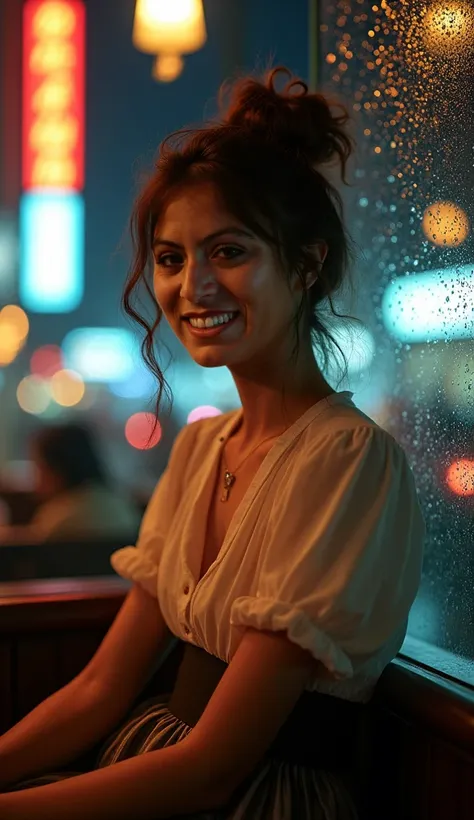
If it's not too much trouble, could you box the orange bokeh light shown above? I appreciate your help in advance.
[446,459,474,497]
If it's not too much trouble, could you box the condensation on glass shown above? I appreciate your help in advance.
[319,1,474,681]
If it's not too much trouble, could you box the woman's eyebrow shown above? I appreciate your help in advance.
[152,227,254,251]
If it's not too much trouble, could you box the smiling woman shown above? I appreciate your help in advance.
[123,65,356,413]
[0,66,425,820]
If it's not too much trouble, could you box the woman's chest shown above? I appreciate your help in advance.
[199,462,253,581]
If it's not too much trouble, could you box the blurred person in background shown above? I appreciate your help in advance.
[0,423,140,543]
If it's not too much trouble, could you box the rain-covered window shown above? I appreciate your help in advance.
[318,0,473,684]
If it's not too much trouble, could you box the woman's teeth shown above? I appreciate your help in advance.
[188,312,236,328]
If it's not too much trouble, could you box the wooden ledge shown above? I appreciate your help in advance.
[0,576,130,633]
[374,656,474,755]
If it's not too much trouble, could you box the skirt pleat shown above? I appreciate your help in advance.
[6,696,359,819]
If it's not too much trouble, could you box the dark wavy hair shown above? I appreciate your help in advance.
[123,67,359,416]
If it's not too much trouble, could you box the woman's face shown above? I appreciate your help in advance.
[152,181,309,372]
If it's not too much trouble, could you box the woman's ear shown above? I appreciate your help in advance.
[294,241,328,291]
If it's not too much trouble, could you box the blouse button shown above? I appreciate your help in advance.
[183,584,190,595]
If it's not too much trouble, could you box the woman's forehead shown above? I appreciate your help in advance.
[154,183,248,243]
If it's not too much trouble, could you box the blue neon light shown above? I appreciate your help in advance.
[62,327,139,383]
[382,263,474,343]
[20,191,84,312]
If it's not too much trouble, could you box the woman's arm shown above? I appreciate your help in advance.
[0,584,169,789]
[0,628,314,819]
[0,740,225,820]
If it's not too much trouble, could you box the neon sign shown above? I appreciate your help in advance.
[23,0,85,191]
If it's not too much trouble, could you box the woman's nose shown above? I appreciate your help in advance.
[179,259,218,302]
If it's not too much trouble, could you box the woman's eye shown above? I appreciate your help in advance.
[213,245,245,260]
[156,252,182,268]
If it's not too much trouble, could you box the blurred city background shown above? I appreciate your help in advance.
[0,0,472,683]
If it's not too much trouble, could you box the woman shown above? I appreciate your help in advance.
[0,68,425,819]
[0,423,140,543]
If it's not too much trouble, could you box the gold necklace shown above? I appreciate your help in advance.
[220,431,283,502]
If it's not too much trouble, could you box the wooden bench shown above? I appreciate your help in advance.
[0,578,473,818]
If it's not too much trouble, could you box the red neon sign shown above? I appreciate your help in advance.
[23,0,85,191]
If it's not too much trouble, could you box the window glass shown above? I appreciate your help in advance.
[318,0,474,684]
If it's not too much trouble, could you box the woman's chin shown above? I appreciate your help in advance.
[190,349,232,369]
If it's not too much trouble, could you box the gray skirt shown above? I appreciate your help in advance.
[8,695,359,819]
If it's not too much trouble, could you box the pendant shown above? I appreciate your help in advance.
[221,470,236,502]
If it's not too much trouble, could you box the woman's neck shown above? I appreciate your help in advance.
[229,352,335,446]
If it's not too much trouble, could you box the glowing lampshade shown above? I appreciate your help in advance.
[423,2,474,55]
[50,368,85,406]
[187,405,222,424]
[152,53,184,82]
[422,201,470,247]
[133,0,206,54]
[446,459,474,497]
[125,412,162,450]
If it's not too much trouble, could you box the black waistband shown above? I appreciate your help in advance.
[167,641,367,769]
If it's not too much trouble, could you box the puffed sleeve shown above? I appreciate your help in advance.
[230,426,425,680]
[110,425,192,597]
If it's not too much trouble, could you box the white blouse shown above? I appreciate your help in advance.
[111,391,425,703]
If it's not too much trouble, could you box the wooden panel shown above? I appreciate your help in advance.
[376,659,474,755]
[0,578,129,728]
[459,755,474,820]
[0,577,129,634]
[373,697,474,820]
[57,629,109,688]
[15,636,60,721]
[399,721,432,820]
[0,641,13,733]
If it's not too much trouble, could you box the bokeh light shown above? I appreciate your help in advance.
[30,344,64,377]
[423,2,474,56]
[50,369,85,406]
[109,366,155,399]
[0,304,29,365]
[62,327,137,382]
[0,304,29,340]
[446,459,474,497]
[0,331,22,366]
[187,405,223,424]
[422,201,470,246]
[17,375,51,414]
[125,412,162,449]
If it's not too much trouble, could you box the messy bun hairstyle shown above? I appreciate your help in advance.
[124,67,357,414]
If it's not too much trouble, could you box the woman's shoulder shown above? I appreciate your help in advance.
[292,400,407,473]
